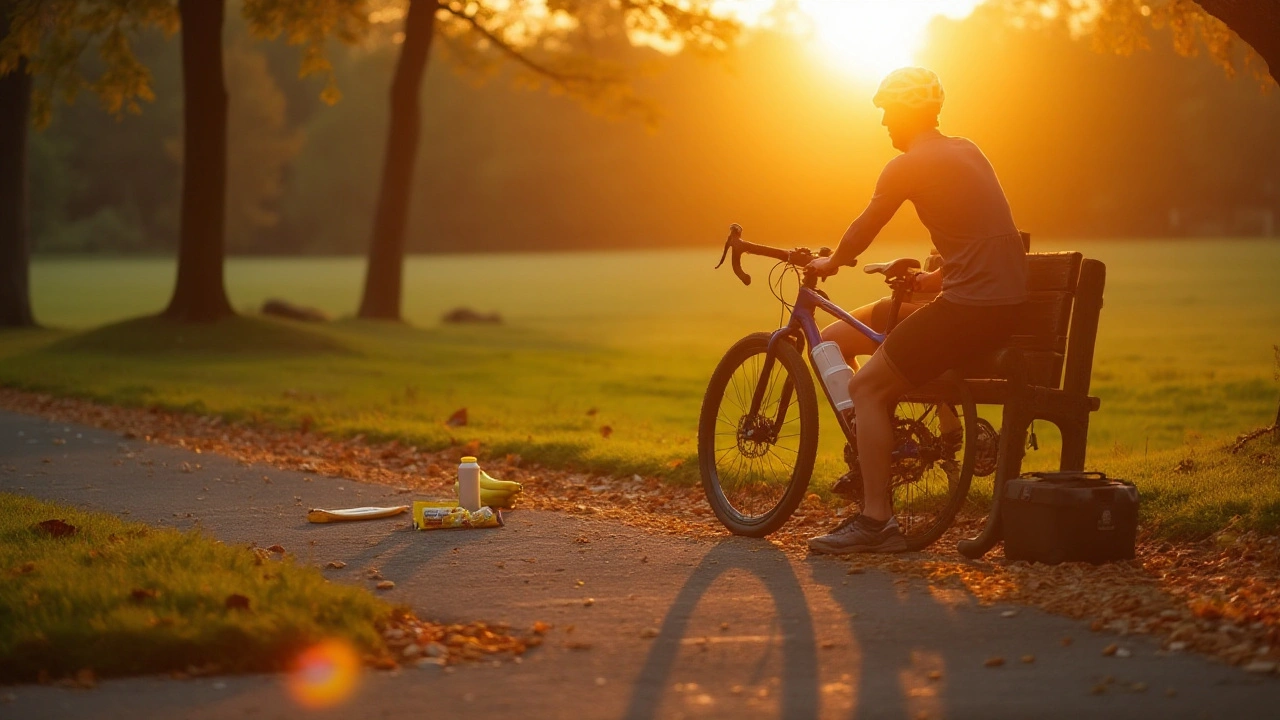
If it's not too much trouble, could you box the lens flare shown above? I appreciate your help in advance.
[286,639,361,709]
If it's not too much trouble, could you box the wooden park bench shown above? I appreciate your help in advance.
[908,234,1106,559]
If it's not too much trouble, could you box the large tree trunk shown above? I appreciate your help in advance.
[1194,1,1280,82]
[0,51,35,328]
[357,0,438,321]
[164,0,234,322]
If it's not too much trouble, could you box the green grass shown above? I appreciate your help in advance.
[4,239,1279,537]
[0,492,391,682]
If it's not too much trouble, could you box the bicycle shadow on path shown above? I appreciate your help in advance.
[622,538,820,720]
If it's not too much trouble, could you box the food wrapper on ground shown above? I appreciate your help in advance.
[307,506,408,523]
[412,500,504,530]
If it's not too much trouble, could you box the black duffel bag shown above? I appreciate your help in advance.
[1001,471,1138,564]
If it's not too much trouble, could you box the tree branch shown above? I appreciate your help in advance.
[438,1,623,91]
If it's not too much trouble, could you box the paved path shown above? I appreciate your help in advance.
[1,409,1277,719]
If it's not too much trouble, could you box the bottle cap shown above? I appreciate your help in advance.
[460,456,477,463]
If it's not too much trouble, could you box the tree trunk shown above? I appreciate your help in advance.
[1194,1,1280,83]
[357,0,438,321]
[0,51,35,328]
[164,0,234,322]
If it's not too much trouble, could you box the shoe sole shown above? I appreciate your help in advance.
[807,534,908,555]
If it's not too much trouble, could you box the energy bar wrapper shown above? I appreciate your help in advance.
[412,501,504,530]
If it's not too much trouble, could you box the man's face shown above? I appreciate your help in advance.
[880,105,932,152]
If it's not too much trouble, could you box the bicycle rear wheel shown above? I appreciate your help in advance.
[698,332,819,537]
[841,371,976,551]
[892,372,976,549]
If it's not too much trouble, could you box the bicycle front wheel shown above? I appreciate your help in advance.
[698,332,819,537]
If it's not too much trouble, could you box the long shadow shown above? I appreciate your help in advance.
[38,315,354,358]
[805,555,964,720]
[623,538,820,720]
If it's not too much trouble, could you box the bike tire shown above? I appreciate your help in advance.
[892,371,977,551]
[698,332,820,537]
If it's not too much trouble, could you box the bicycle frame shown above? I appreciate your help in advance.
[748,285,890,445]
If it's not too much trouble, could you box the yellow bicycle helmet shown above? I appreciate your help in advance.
[872,67,945,113]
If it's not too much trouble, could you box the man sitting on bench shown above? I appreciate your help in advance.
[805,67,1028,554]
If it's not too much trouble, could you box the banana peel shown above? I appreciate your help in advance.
[307,506,409,523]
[454,470,523,509]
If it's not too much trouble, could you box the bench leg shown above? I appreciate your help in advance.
[957,407,1029,559]
[1057,415,1089,472]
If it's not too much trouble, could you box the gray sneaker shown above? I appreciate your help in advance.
[807,515,908,555]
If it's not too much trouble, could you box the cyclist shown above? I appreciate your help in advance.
[805,67,1028,554]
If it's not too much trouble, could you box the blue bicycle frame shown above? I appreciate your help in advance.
[750,286,884,447]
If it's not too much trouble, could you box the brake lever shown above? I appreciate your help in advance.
[713,223,751,286]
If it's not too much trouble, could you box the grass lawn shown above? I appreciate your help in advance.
[3,238,1278,537]
[0,492,391,682]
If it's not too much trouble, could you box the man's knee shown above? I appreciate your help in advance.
[851,356,908,406]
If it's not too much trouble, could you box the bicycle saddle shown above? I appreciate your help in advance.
[862,257,922,278]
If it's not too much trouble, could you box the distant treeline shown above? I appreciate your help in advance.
[29,7,1280,255]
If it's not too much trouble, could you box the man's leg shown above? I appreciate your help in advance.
[847,350,914,522]
[822,299,921,370]
[806,348,914,555]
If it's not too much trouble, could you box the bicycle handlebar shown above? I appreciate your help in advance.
[715,223,834,286]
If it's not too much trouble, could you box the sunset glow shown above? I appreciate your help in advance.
[721,0,985,80]
[799,0,984,79]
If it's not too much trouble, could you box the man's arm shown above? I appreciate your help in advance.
[828,158,910,267]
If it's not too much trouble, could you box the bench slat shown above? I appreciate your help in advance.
[1027,252,1082,293]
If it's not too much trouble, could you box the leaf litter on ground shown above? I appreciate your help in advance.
[2,388,1277,675]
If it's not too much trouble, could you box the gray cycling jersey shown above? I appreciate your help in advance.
[846,129,1027,306]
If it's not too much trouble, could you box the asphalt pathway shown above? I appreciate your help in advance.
[1,409,1277,720]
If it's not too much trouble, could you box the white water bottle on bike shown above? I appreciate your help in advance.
[811,341,854,413]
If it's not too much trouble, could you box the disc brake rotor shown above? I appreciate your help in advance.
[735,414,774,459]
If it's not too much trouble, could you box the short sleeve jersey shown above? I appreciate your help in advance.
[848,129,1027,306]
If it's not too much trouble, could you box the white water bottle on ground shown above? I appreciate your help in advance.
[457,456,482,511]
[811,341,854,413]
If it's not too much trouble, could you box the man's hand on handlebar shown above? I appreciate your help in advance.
[806,255,841,278]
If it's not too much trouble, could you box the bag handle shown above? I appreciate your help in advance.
[1026,471,1109,482]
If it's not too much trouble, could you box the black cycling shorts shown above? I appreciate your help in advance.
[879,297,1021,388]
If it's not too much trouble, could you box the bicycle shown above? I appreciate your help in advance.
[697,223,986,550]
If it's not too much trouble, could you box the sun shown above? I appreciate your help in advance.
[795,0,983,81]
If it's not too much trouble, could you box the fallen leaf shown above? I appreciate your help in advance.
[267,545,285,554]
[565,641,592,650]
[639,627,659,639]
[599,425,613,439]
[33,519,77,538]
[130,588,159,603]
[225,594,251,611]
[1020,655,1035,664]
[1102,643,1118,657]
[583,598,595,607]
[376,580,396,590]
[666,459,685,469]
[585,408,598,416]
[326,561,346,569]
[926,670,942,681]
[446,408,468,427]
[532,621,552,635]
[984,657,1005,667]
